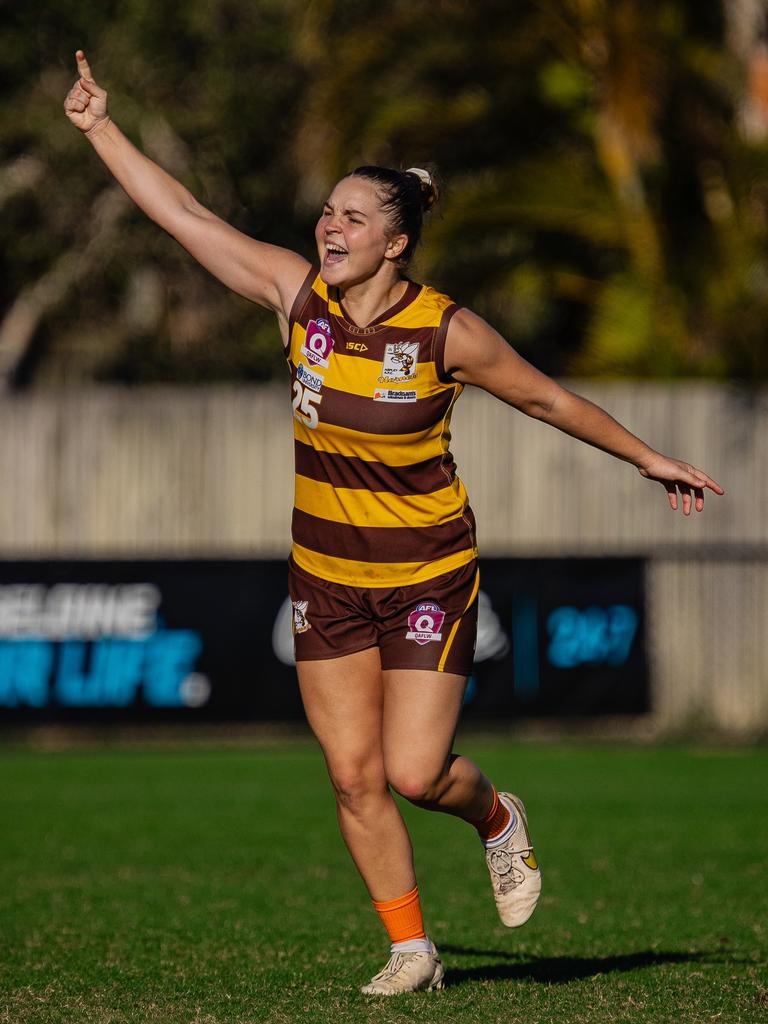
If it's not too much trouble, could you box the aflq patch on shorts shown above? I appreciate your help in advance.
[406,602,445,645]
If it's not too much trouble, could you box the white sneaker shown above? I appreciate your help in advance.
[360,941,445,996]
[484,792,541,927]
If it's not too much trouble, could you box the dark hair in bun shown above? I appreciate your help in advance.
[348,164,440,266]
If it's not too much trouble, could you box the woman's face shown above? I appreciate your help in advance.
[315,176,407,287]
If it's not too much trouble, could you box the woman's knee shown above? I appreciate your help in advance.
[386,763,447,806]
[327,762,388,814]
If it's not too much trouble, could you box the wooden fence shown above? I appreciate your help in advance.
[1,382,764,733]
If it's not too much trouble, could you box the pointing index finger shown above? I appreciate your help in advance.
[76,49,94,81]
[684,467,725,496]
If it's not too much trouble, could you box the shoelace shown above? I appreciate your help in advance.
[372,951,424,982]
[488,847,533,870]
[488,850,528,889]
[496,868,526,893]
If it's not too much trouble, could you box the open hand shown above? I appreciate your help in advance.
[63,50,109,135]
[638,453,724,515]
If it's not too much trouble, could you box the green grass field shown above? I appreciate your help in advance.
[1,739,766,1024]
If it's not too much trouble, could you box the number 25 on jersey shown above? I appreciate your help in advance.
[292,380,322,429]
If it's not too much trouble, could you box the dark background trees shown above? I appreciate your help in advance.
[1,0,767,389]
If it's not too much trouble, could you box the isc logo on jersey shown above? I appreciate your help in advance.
[301,318,334,368]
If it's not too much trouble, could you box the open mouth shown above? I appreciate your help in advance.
[324,243,348,265]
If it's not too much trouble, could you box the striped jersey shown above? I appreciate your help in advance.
[285,267,478,587]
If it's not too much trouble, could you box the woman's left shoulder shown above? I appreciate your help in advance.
[418,281,458,317]
[444,306,497,347]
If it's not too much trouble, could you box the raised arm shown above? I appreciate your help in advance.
[63,50,309,337]
[444,308,725,515]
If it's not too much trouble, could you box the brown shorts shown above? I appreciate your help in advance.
[288,556,479,675]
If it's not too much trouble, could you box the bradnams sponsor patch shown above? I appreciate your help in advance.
[373,388,417,403]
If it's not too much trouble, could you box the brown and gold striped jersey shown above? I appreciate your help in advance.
[285,267,478,587]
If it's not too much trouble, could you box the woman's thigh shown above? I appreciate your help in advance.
[381,669,467,787]
[296,647,387,787]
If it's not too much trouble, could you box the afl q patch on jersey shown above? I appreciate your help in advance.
[300,317,334,368]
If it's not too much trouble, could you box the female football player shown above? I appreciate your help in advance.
[65,51,723,995]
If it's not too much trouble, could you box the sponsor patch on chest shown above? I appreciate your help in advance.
[373,388,417,403]
[378,341,418,383]
[296,362,324,393]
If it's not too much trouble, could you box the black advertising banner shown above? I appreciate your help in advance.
[469,557,648,717]
[0,558,647,722]
[0,561,299,723]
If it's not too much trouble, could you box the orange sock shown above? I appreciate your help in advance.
[372,885,426,943]
[473,787,511,841]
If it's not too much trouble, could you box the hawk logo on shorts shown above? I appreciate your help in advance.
[406,602,445,645]
[292,600,311,634]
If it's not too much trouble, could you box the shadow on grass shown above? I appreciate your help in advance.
[439,948,734,987]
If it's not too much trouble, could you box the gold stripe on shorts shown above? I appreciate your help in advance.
[437,566,481,672]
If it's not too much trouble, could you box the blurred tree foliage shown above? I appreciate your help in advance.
[1,0,767,388]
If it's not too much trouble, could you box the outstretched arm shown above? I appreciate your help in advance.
[444,308,725,515]
[63,50,309,334]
